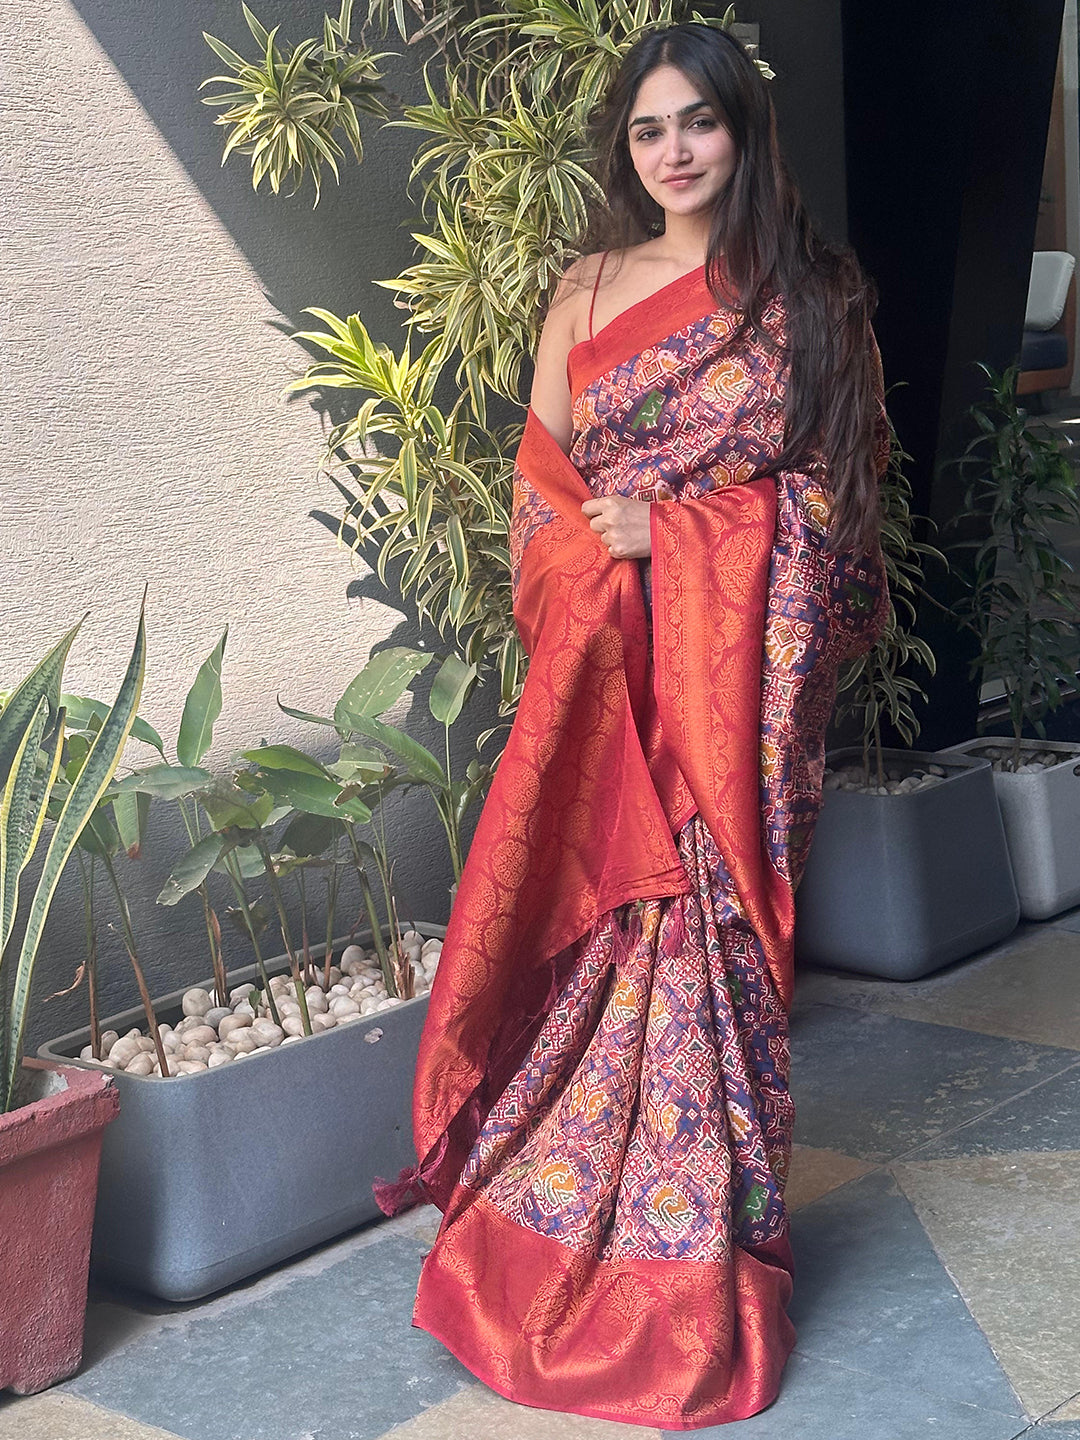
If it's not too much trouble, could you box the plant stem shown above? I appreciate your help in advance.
[372,800,410,993]
[343,825,395,992]
[324,839,341,990]
[100,851,170,1078]
[220,851,281,1026]
[252,834,312,1035]
[199,884,228,1006]
[297,866,313,985]
[442,723,464,881]
[357,865,396,997]
[178,793,228,995]
[76,850,102,1060]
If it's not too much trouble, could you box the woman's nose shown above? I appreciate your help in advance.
[663,128,692,164]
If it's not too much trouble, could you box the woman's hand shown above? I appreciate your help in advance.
[581,495,652,559]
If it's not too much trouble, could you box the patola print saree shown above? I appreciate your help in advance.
[392,264,889,1428]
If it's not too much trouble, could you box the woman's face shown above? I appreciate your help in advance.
[626,63,737,221]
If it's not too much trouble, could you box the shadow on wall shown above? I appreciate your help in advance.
[69,0,425,345]
[10,5,502,1047]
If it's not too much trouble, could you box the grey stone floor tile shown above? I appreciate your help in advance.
[660,1352,1027,1440]
[907,1061,1080,1159]
[794,926,1080,1051]
[893,1152,1080,1419]
[786,1169,1025,1417]
[789,1004,1076,1162]
[63,1235,470,1440]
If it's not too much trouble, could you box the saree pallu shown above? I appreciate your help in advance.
[392,266,889,1429]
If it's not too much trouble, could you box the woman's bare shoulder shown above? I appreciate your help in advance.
[549,251,608,315]
[551,247,656,341]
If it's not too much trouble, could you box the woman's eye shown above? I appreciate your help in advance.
[631,116,714,142]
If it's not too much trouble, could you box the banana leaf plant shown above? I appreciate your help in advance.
[109,630,321,1036]
[107,631,261,1016]
[234,643,491,995]
[0,601,147,1112]
[278,645,490,885]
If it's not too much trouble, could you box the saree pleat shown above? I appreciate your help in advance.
[400,265,889,1429]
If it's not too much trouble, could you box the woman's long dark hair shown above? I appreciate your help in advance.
[582,24,882,554]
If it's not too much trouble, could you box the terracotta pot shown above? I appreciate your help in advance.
[0,1060,119,1394]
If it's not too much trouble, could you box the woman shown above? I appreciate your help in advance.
[379,23,890,1430]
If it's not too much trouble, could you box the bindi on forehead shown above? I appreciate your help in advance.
[629,99,711,129]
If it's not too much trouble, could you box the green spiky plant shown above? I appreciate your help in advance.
[835,426,944,789]
[204,2,771,710]
[948,362,1080,772]
[201,1,390,203]
[0,603,147,1112]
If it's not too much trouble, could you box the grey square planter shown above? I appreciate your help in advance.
[37,925,442,1302]
[942,738,1080,920]
[795,748,1019,980]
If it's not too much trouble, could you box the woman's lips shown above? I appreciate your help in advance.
[662,174,702,187]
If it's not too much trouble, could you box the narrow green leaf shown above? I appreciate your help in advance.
[248,766,372,823]
[113,788,152,858]
[3,604,147,1111]
[334,646,432,723]
[110,764,212,799]
[0,696,58,959]
[177,628,227,768]
[338,712,447,786]
[157,832,228,906]
[0,619,82,782]
[429,653,478,726]
[240,744,328,777]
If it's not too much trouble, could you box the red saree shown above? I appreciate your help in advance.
[387,266,888,1429]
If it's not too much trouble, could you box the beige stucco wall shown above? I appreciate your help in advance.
[0,0,468,1043]
[3,1,400,744]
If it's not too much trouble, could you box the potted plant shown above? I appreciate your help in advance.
[941,363,1080,920]
[38,639,485,1300]
[795,433,1020,980]
[0,609,145,1391]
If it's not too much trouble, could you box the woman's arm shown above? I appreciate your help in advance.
[531,255,653,558]
[529,258,594,455]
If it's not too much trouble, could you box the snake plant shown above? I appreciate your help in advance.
[0,602,146,1112]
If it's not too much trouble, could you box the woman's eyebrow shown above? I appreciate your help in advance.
[629,100,711,129]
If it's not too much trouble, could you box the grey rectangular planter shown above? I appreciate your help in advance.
[37,925,442,1302]
[942,738,1080,920]
[795,748,1019,980]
